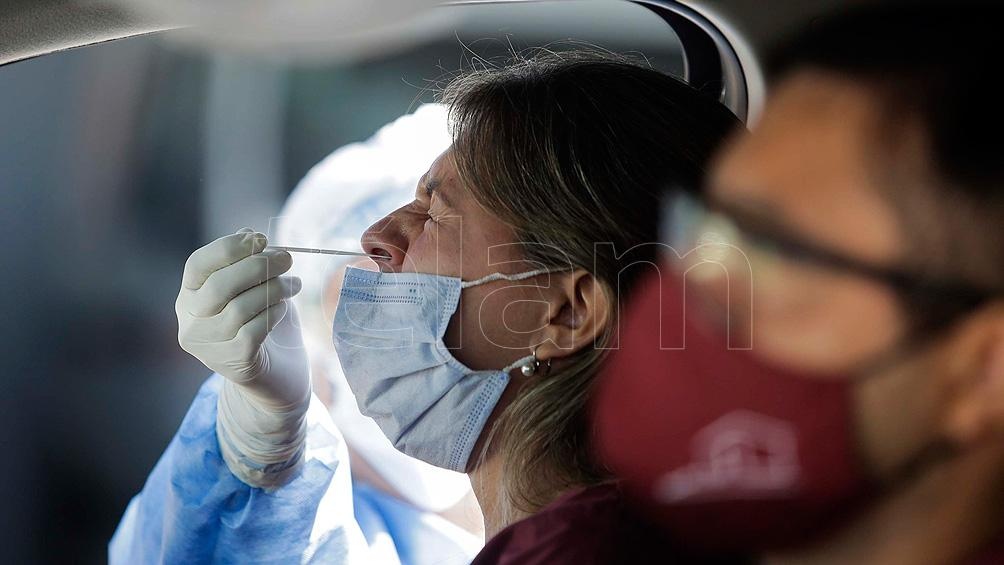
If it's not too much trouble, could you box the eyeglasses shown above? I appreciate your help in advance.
[664,189,997,333]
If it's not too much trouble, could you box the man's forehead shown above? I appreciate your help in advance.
[710,71,905,264]
[759,73,881,147]
[714,75,881,195]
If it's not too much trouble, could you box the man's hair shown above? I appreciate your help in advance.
[766,2,1004,295]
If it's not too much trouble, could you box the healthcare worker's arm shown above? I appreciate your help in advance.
[110,230,372,563]
[176,229,312,489]
[109,373,372,564]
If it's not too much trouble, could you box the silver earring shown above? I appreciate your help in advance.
[520,345,550,377]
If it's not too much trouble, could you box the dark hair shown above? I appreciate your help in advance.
[767,2,1004,295]
[440,50,740,517]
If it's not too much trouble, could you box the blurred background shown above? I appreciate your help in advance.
[0,1,687,562]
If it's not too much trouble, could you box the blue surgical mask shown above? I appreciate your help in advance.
[331,265,550,472]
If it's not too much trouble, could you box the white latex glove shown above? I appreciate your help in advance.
[176,228,311,488]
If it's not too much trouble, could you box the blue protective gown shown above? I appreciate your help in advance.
[109,375,481,565]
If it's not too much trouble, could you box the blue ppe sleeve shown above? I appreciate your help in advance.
[108,374,371,564]
[353,482,482,565]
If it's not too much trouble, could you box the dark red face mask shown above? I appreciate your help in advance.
[592,271,873,552]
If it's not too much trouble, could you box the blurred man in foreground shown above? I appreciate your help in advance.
[596,3,1004,564]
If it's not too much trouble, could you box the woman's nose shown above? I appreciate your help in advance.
[361,214,408,271]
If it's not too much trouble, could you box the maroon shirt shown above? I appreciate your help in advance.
[470,483,746,565]
[470,482,1004,565]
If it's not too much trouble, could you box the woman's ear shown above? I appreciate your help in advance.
[534,269,611,362]
[942,303,1004,445]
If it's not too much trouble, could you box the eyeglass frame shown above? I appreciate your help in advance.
[664,188,999,333]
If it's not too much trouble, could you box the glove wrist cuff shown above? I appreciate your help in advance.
[216,379,309,489]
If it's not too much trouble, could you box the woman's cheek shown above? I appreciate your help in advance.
[404,231,433,271]
[407,223,456,274]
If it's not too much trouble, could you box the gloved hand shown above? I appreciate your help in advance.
[176,228,311,488]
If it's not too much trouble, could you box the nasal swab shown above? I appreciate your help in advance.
[267,245,390,260]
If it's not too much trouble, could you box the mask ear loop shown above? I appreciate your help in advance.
[460,268,552,289]
[467,268,556,377]
[503,344,551,377]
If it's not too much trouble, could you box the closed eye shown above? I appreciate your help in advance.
[426,201,450,224]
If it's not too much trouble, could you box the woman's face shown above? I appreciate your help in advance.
[359,148,556,373]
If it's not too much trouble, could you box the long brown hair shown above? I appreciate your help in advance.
[441,50,740,519]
